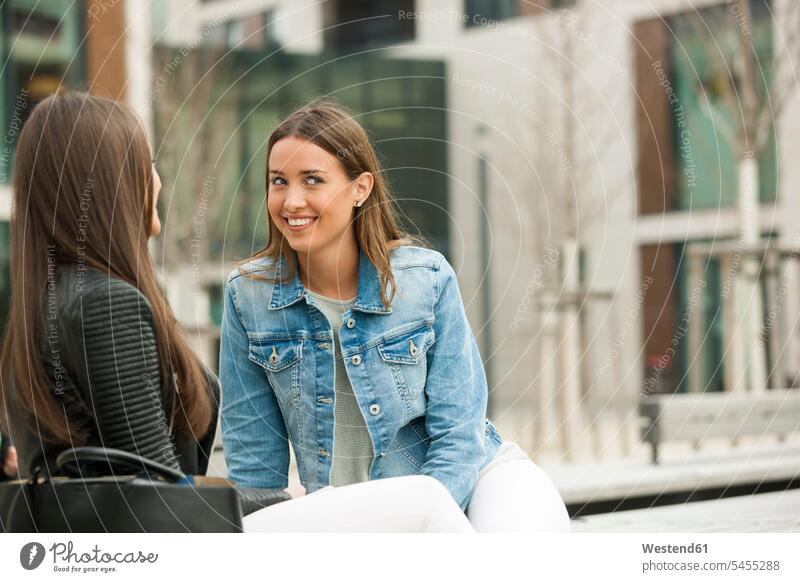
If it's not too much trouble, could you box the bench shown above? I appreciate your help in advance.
[639,389,800,464]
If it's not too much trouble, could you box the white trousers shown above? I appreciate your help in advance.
[243,441,570,533]
[467,441,571,532]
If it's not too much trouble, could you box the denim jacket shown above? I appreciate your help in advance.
[219,245,502,509]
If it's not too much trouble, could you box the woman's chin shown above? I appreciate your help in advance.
[282,228,324,247]
[282,234,311,253]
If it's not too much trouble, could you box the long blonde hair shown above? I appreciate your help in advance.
[249,101,424,308]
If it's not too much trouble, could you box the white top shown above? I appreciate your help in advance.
[305,288,374,486]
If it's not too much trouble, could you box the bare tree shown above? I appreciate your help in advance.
[151,47,241,272]
[497,2,630,460]
[677,0,800,393]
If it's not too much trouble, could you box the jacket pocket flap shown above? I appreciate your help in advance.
[249,338,303,372]
[377,325,434,364]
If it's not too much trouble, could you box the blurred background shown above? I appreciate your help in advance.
[2,1,800,526]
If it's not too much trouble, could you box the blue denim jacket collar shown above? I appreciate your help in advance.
[268,248,392,315]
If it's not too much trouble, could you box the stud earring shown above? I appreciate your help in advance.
[355,199,363,207]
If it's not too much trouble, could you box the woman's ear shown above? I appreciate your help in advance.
[353,172,374,207]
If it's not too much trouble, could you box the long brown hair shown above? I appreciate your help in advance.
[0,91,213,444]
[251,100,422,308]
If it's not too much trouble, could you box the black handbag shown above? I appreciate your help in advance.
[0,447,245,533]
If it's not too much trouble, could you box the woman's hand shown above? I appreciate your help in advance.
[2,446,18,478]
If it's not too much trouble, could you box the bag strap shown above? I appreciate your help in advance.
[55,447,185,482]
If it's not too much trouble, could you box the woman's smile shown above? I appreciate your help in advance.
[283,214,319,232]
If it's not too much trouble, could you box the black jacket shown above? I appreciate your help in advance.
[4,263,286,513]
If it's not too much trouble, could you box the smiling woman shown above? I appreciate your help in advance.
[219,100,571,532]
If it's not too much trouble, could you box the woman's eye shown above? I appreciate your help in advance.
[305,175,323,186]
[271,176,287,186]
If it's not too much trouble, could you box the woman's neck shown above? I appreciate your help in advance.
[297,240,359,301]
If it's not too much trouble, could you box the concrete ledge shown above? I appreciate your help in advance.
[549,443,800,506]
[571,488,800,532]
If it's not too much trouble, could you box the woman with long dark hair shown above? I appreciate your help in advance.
[0,91,215,476]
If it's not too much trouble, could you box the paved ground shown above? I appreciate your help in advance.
[546,442,800,505]
[571,488,800,532]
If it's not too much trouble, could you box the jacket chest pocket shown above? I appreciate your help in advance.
[248,336,304,401]
[377,324,435,407]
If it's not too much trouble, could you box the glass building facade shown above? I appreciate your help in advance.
[0,0,85,162]
[638,2,779,394]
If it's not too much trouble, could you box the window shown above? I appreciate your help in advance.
[223,19,246,48]
[464,0,575,27]
[634,1,775,214]
[325,0,415,51]
[215,12,275,50]
[464,0,518,27]
[669,0,776,211]
[0,0,84,184]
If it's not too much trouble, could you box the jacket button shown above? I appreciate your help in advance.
[319,448,330,457]
[319,342,331,349]
[369,404,380,415]
[346,318,356,329]
[268,346,279,364]
[351,354,362,365]
[379,452,386,458]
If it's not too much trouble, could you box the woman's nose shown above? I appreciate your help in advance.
[284,187,306,210]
